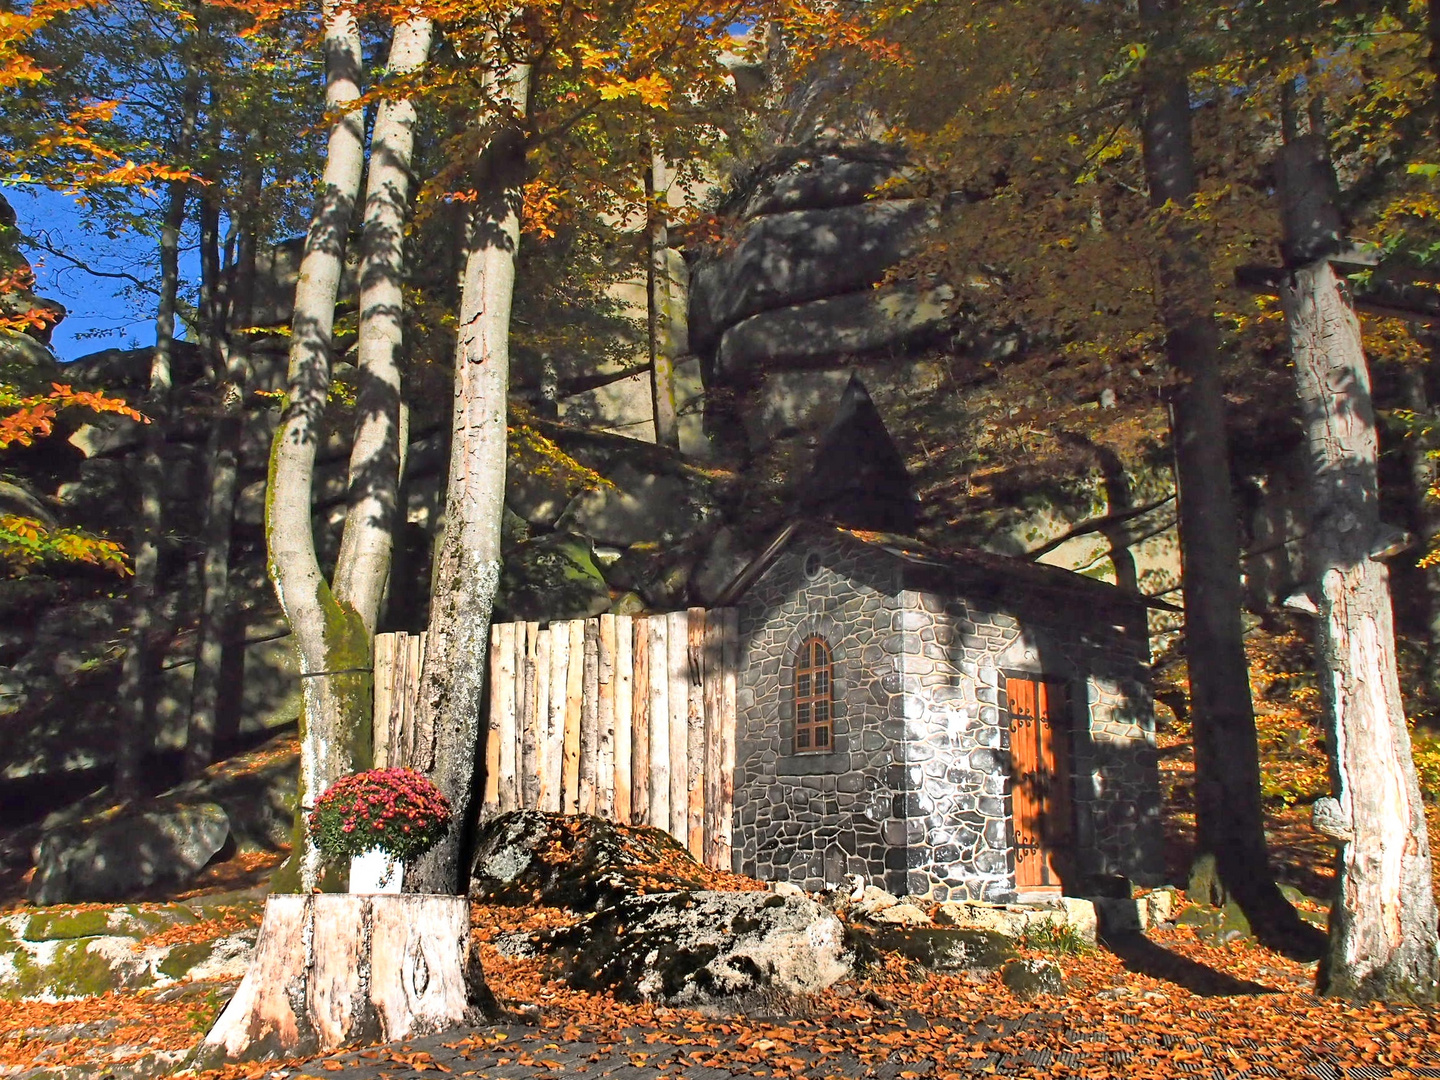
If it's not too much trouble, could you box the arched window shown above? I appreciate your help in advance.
[794,636,833,753]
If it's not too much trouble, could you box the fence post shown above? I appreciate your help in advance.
[666,610,688,846]
[580,619,600,814]
[613,615,633,826]
[563,620,584,813]
[648,614,670,830]
[496,622,518,814]
[632,617,651,826]
[703,616,724,869]
[598,614,617,819]
[720,608,739,870]
[686,608,706,861]
[543,623,569,812]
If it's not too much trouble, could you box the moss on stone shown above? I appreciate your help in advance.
[2,939,153,1000]
[23,904,200,943]
[21,909,113,941]
[157,940,216,979]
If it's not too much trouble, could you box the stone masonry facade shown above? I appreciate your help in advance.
[732,524,1163,900]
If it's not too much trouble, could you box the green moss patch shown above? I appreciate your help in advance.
[157,940,216,980]
[1,938,155,1000]
[22,903,199,942]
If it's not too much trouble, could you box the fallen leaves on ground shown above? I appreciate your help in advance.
[140,901,264,949]
[0,981,232,1073]
[7,902,1439,1080]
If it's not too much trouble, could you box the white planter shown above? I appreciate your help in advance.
[348,847,403,894]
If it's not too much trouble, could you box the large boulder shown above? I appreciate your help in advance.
[556,461,720,548]
[688,199,938,356]
[57,344,205,390]
[0,901,258,1000]
[497,532,611,623]
[737,152,911,219]
[469,810,758,910]
[164,730,299,852]
[28,802,231,905]
[715,285,955,380]
[845,923,1013,973]
[550,889,851,1004]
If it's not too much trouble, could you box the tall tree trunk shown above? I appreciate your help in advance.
[1277,120,1440,1003]
[1138,0,1296,933]
[265,0,371,894]
[1399,359,1440,703]
[405,60,532,895]
[333,13,434,634]
[645,146,679,450]
[113,82,199,801]
[185,189,258,778]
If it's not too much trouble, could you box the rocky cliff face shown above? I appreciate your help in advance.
[0,137,1318,796]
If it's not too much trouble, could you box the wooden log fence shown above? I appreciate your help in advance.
[373,608,739,871]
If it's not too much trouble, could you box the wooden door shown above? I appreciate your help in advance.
[1006,677,1073,891]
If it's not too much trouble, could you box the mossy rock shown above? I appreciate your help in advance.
[497,532,611,623]
[1176,900,1253,944]
[22,903,198,942]
[1001,958,1065,999]
[1186,854,1227,908]
[0,937,155,1000]
[156,940,216,980]
[186,890,265,923]
[470,810,728,910]
[845,922,1013,972]
[1278,884,1332,929]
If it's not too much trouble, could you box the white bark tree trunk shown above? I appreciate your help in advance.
[1283,257,1440,1002]
[265,0,371,894]
[1279,129,1440,1002]
[197,894,488,1064]
[405,60,532,895]
[333,14,435,634]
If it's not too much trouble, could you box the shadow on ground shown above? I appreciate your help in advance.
[1101,931,1277,995]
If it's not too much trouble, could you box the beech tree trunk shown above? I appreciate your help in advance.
[1138,0,1294,929]
[198,894,489,1064]
[645,146,679,449]
[406,60,532,895]
[333,14,434,634]
[266,0,371,893]
[1278,128,1440,1003]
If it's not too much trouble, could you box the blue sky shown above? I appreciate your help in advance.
[10,185,193,362]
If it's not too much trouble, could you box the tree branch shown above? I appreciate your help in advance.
[1023,493,1176,561]
[25,232,152,290]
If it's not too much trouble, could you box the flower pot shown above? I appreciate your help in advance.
[348,847,403,893]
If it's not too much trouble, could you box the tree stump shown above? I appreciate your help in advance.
[197,894,486,1064]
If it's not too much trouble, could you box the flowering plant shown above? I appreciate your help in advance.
[307,768,452,862]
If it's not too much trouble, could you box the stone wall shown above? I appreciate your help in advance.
[896,565,1163,899]
[733,533,906,891]
[731,527,1163,900]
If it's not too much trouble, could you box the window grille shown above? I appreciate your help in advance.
[794,636,833,753]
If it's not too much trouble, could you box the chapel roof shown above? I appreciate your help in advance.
[714,517,1180,613]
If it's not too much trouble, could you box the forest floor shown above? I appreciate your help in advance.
[5,625,1440,1079]
[4,891,1440,1080]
